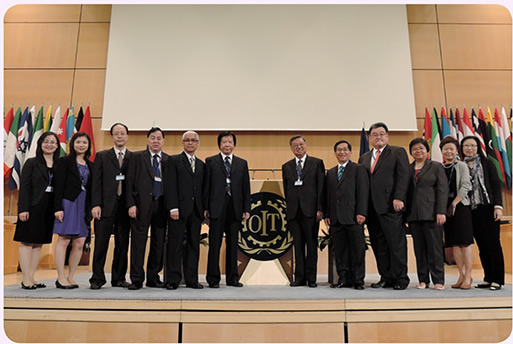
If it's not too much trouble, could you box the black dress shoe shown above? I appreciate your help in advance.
[208,283,220,288]
[146,280,165,288]
[393,284,407,290]
[307,281,317,288]
[90,282,102,290]
[112,281,130,288]
[186,282,204,289]
[128,283,142,290]
[290,281,306,287]
[21,282,37,290]
[371,280,386,288]
[55,281,75,289]
[166,283,178,290]
[354,284,365,290]
[475,282,491,288]
[228,281,243,287]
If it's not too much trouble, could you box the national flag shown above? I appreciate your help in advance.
[79,106,96,161]
[486,107,506,186]
[9,107,31,190]
[455,107,464,142]
[475,108,489,156]
[440,106,451,138]
[500,106,512,177]
[4,107,21,182]
[50,105,62,134]
[43,105,52,132]
[66,106,75,151]
[359,126,369,158]
[494,107,511,188]
[449,108,458,139]
[4,107,14,149]
[423,107,432,146]
[462,108,475,137]
[74,106,84,133]
[56,107,68,157]
[431,107,442,162]
[26,105,44,159]
[472,107,480,133]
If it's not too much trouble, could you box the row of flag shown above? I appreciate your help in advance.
[4,104,96,191]
[423,106,512,190]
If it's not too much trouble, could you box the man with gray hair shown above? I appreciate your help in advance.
[163,131,205,289]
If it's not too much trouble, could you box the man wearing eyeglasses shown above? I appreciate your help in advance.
[163,131,205,290]
[358,122,410,290]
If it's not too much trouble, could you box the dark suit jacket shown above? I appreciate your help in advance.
[325,161,369,225]
[53,155,93,214]
[203,153,250,220]
[406,159,449,222]
[480,156,503,207]
[126,149,169,217]
[164,152,205,218]
[91,148,133,217]
[18,157,53,212]
[281,155,325,220]
[358,145,409,214]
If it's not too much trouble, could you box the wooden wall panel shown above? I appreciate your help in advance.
[412,70,446,117]
[76,23,110,68]
[4,70,74,109]
[72,70,107,117]
[4,4,81,23]
[439,24,512,70]
[437,4,512,24]
[444,71,512,108]
[408,24,442,70]
[4,23,79,68]
[406,5,436,24]
[81,5,112,23]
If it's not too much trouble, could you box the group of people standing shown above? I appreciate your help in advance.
[13,121,505,291]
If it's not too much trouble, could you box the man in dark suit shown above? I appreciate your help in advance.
[282,135,325,288]
[325,140,369,290]
[204,131,250,288]
[126,127,168,290]
[163,130,205,290]
[358,122,410,290]
[89,123,132,289]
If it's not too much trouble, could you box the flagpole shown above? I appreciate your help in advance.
[9,192,13,216]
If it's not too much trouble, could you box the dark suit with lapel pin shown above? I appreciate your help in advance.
[325,161,369,287]
[164,152,205,286]
[204,153,250,286]
[358,145,410,288]
[126,148,169,286]
[282,155,325,284]
[89,148,132,287]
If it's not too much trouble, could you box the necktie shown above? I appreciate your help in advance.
[337,165,344,181]
[153,154,161,198]
[371,149,381,173]
[190,156,195,173]
[224,156,232,196]
[117,152,123,196]
[296,159,303,179]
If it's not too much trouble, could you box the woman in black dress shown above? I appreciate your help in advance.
[440,137,474,289]
[14,131,60,289]
[460,136,505,291]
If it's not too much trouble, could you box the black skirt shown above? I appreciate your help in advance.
[14,192,54,244]
[443,203,474,246]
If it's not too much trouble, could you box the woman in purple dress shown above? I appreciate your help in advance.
[53,132,93,289]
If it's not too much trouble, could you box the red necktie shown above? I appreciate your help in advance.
[371,150,381,173]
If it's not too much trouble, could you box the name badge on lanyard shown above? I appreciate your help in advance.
[116,174,125,181]
[45,186,54,192]
[294,179,303,186]
[154,176,162,182]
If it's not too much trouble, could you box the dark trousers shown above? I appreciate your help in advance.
[207,195,240,285]
[409,221,444,285]
[89,200,130,285]
[289,210,319,283]
[166,208,203,285]
[129,198,167,284]
[472,205,505,285]
[367,206,410,286]
[331,223,366,286]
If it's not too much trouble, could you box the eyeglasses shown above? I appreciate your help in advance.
[463,144,478,148]
[370,132,387,138]
[183,139,198,143]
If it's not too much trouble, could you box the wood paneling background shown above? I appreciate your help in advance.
[4,4,512,217]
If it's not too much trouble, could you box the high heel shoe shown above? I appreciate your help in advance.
[21,282,37,290]
[451,281,462,289]
[55,280,75,290]
[460,278,473,290]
